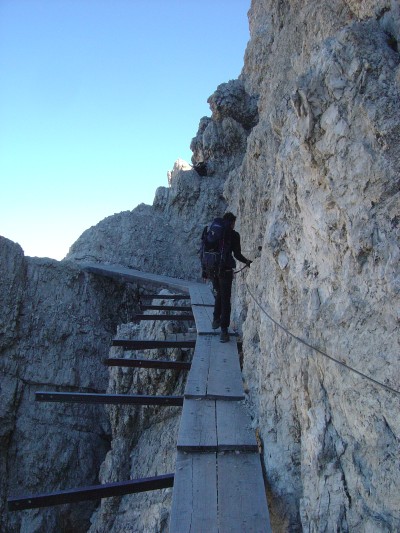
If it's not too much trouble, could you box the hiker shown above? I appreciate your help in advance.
[202,212,252,343]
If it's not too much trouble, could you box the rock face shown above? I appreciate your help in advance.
[190,79,259,176]
[65,80,257,279]
[233,1,400,531]
[87,312,191,533]
[1,1,399,532]
[0,237,139,533]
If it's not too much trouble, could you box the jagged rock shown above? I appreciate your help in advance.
[233,2,400,531]
[1,1,399,532]
[66,161,227,280]
[207,79,259,129]
[87,297,190,533]
[190,80,258,177]
[0,238,139,533]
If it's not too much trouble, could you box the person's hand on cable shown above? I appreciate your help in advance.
[246,259,253,268]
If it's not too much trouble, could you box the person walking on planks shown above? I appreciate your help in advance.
[201,212,252,343]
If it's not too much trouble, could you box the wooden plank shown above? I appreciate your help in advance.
[8,474,174,511]
[217,453,271,533]
[35,392,183,406]
[104,358,191,370]
[216,401,258,452]
[165,333,197,343]
[82,263,215,306]
[191,305,216,335]
[82,263,191,292]
[184,336,244,400]
[177,399,217,452]
[184,335,212,398]
[207,337,244,400]
[112,340,196,349]
[189,285,215,307]
[177,400,257,452]
[169,452,218,533]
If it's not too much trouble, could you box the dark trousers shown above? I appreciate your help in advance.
[212,270,233,329]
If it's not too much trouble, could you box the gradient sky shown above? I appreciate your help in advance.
[0,0,250,260]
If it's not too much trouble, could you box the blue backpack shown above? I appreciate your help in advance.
[200,218,231,278]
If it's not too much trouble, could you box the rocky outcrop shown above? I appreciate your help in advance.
[66,79,259,276]
[190,79,259,176]
[1,1,399,532]
[66,168,224,280]
[87,309,191,533]
[0,237,139,533]
[229,1,400,531]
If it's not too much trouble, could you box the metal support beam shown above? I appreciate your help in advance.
[141,305,192,312]
[36,392,184,406]
[104,358,191,370]
[112,340,196,349]
[8,473,174,511]
[134,314,194,321]
[140,294,190,300]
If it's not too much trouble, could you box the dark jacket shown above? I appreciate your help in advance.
[224,229,249,269]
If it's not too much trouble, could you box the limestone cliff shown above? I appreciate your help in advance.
[234,2,400,530]
[1,1,399,532]
[0,237,139,532]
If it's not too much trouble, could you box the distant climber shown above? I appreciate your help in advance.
[200,212,252,342]
[192,161,208,176]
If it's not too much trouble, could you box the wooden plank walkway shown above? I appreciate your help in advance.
[83,262,192,293]
[189,285,215,307]
[184,335,244,399]
[177,399,258,452]
[190,305,215,335]
[81,263,271,532]
[170,452,270,533]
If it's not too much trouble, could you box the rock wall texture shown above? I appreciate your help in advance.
[87,308,192,533]
[232,1,400,531]
[1,0,399,532]
[66,79,258,278]
[0,237,139,532]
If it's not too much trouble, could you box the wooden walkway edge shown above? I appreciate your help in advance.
[82,263,271,532]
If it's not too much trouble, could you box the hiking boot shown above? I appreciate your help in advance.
[220,328,229,343]
[212,319,220,330]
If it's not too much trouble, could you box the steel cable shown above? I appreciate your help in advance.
[244,280,400,397]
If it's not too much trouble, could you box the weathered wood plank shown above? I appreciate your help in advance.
[169,452,218,533]
[82,263,193,292]
[177,399,257,452]
[191,305,216,335]
[189,285,215,307]
[177,399,217,452]
[207,336,244,400]
[184,335,244,400]
[216,401,258,452]
[165,333,197,343]
[217,453,271,533]
[184,335,212,398]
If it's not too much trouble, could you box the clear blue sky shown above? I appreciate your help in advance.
[0,0,250,260]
